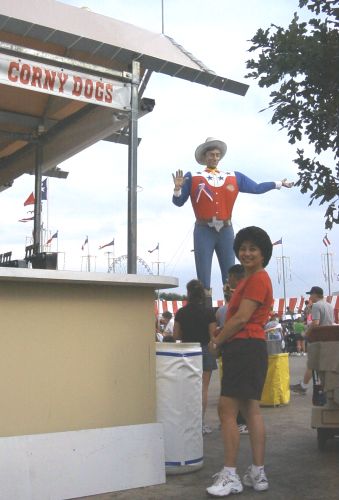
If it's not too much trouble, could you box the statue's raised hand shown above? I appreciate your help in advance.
[172,170,186,190]
[281,178,294,188]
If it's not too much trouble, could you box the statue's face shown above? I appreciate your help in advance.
[204,148,221,169]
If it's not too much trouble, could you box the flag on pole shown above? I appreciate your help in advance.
[23,178,48,205]
[323,235,331,247]
[272,238,283,246]
[24,192,35,206]
[81,235,88,250]
[41,178,48,200]
[99,238,115,250]
[148,243,159,253]
[18,216,34,222]
[46,231,58,245]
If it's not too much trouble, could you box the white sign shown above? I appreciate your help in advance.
[0,52,131,110]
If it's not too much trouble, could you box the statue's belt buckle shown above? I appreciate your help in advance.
[207,217,230,232]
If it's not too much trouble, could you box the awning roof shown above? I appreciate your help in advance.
[0,0,248,190]
[0,0,248,95]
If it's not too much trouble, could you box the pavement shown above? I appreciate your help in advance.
[76,356,339,500]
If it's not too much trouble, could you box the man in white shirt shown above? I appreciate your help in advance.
[291,286,335,394]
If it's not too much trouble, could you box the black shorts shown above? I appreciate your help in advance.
[294,334,304,341]
[202,344,218,371]
[221,339,268,401]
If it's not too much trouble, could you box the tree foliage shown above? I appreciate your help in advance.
[246,0,339,228]
[158,292,187,301]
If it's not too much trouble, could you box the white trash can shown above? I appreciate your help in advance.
[156,342,203,474]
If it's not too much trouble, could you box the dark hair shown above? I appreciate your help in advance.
[233,226,272,268]
[162,311,172,320]
[228,264,245,278]
[186,279,205,305]
[163,335,176,343]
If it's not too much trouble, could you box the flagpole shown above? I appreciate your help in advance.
[326,245,331,296]
[157,243,160,275]
[33,142,43,253]
[281,243,287,312]
[106,252,111,272]
[156,243,160,322]
[322,235,332,296]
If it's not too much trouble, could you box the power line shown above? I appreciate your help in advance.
[166,223,194,275]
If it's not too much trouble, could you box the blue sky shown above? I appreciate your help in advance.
[0,0,337,298]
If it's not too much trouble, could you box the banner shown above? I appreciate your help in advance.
[0,52,131,111]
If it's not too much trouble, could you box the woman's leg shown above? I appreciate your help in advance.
[240,399,265,465]
[219,396,240,466]
[296,339,301,353]
[202,370,212,420]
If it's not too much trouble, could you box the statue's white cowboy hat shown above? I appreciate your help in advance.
[195,137,227,165]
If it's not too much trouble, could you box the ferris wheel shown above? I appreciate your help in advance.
[108,255,153,275]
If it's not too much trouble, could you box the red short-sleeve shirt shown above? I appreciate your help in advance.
[226,269,273,341]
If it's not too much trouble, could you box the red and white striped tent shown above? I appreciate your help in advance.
[155,296,339,323]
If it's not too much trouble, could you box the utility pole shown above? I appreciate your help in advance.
[276,242,291,312]
[322,246,333,296]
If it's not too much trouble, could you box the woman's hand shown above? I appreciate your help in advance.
[208,339,221,356]
[212,326,222,338]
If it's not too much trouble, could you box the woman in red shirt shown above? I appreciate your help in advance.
[206,226,273,497]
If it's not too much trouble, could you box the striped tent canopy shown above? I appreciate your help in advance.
[155,296,339,323]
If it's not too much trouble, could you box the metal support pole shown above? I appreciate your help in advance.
[161,0,165,34]
[127,60,140,274]
[281,244,287,311]
[33,141,43,253]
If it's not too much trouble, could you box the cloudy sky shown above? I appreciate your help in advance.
[1,0,338,299]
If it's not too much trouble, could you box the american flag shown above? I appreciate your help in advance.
[323,235,330,247]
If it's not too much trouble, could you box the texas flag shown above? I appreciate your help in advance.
[23,179,48,206]
[46,231,58,245]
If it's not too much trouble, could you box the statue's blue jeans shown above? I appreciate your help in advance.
[193,223,235,290]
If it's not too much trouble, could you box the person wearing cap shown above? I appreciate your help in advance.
[291,286,335,394]
[172,137,293,297]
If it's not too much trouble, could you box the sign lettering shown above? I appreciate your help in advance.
[1,53,130,110]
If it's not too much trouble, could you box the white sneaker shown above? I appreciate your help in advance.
[238,424,249,435]
[207,469,243,496]
[203,424,213,435]
[243,466,269,491]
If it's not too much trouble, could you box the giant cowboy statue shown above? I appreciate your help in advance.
[172,137,293,298]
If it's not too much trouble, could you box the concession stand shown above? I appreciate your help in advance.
[0,1,248,498]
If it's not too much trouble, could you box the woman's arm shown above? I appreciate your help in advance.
[213,298,259,346]
[208,321,218,340]
[173,321,182,341]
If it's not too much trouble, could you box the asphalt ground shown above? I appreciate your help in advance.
[77,356,339,500]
